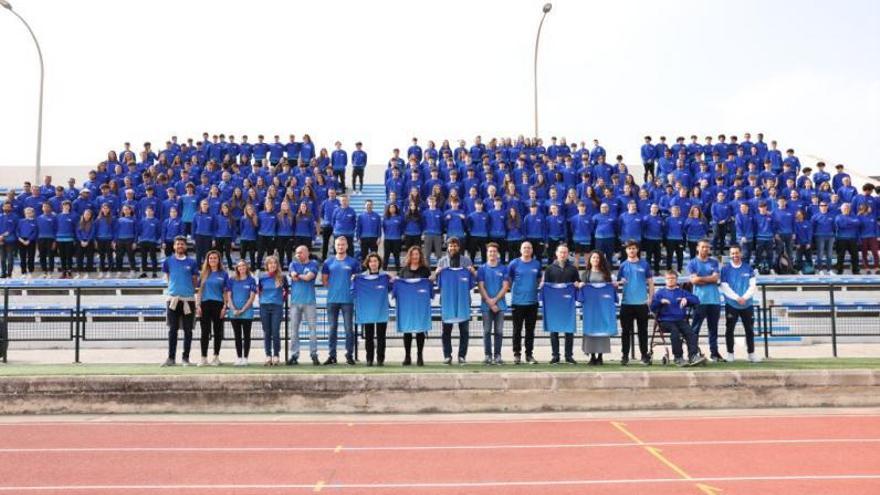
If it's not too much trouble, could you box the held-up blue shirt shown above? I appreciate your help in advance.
[226,276,257,319]
[392,278,434,333]
[541,283,577,334]
[578,283,618,336]
[438,267,474,323]
[618,259,652,305]
[352,273,391,324]
[201,270,229,302]
[686,257,721,305]
[321,256,361,304]
[289,259,319,305]
[163,255,199,297]
[507,258,542,306]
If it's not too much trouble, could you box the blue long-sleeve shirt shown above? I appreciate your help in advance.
[811,212,835,238]
[650,287,700,322]
[619,213,645,242]
[773,209,795,235]
[735,212,755,240]
[113,216,137,241]
[644,214,663,240]
[257,211,277,237]
[664,216,685,241]
[421,208,443,236]
[443,210,467,238]
[215,215,236,238]
[238,216,258,241]
[331,150,348,171]
[382,214,403,240]
[193,212,215,237]
[592,213,617,239]
[332,206,357,236]
[754,213,774,240]
[859,215,878,239]
[684,218,708,242]
[275,215,294,237]
[488,210,506,238]
[294,215,316,238]
[404,213,423,236]
[467,211,489,237]
[36,213,57,240]
[76,222,95,242]
[161,218,182,242]
[569,214,593,243]
[16,217,38,241]
[546,214,566,240]
[95,217,115,240]
[794,220,813,245]
[137,217,161,243]
[834,214,860,240]
[356,212,382,239]
[524,214,546,240]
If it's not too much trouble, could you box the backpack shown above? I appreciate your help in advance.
[775,250,794,275]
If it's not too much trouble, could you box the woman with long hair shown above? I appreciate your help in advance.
[113,204,137,274]
[353,253,391,366]
[226,260,257,365]
[197,250,228,366]
[505,206,524,262]
[239,204,259,268]
[214,203,236,267]
[258,255,287,365]
[382,203,403,270]
[75,208,96,273]
[275,200,295,267]
[583,250,615,365]
[403,200,423,250]
[397,246,431,366]
[684,205,708,259]
[293,201,316,253]
[256,200,277,269]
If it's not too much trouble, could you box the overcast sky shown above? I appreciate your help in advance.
[1,0,878,176]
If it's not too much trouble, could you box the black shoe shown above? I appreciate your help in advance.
[621,355,629,366]
[564,357,578,365]
[366,360,373,367]
[597,355,604,365]
[641,355,652,366]
[377,361,384,367]
[588,356,598,366]
[710,353,726,363]
[311,354,320,366]
[416,355,424,367]
[402,356,412,366]
[286,356,298,366]
[513,354,522,365]
[323,357,337,365]
[345,355,356,365]
[549,356,560,365]
[526,355,538,365]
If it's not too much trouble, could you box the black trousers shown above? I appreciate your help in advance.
[199,300,224,357]
[383,239,402,269]
[643,239,662,272]
[550,332,573,359]
[257,235,275,267]
[18,241,35,274]
[467,236,487,263]
[97,239,113,271]
[360,237,378,255]
[215,237,233,266]
[231,319,252,358]
[140,241,158,274]
[76,241,95,272]
[334,169,346,193]
[643,161,655,183]
[115,240,136,271]
[404,234,422,251]
[57,241,75,272]
[352,168,364,192]
[167,300,195,360]
[527,238,544,262]
[836,238,860,274]
[194,234,213,267]
[363,322,387,363]
[403,332,426,357]
[511,304,537,357]
[320,227,333,260]
[724,304,755,354]
[665,239,684,271]
[441,321,470,359]
[240,239,257,267]
[619,304,650,359]
[276,236,293,267]
[38,238,55,272]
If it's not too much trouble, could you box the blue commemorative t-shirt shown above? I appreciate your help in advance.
[352,273,391,324]
[540,283,577,334]
[321,256,360,304]
[201,270,229,302]
[289,259,319,305]
[687,257,721,305]
[477,263,508,312]
[438,267,474,323]
[579,283,618,336]
[258,274,287,306]
[507,258,542,306]
[226,276,257,319]
[162,255,199,297]
[618,259,652,305]
[392,278,433,333]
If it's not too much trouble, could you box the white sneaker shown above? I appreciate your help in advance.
[197,357,208,367]
[748,353,762,363]
[727,352,735,362]
[210,356,221,366]
[241,358,248,366]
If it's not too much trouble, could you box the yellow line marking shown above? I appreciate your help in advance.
[334,445,343,453]
[611,422,722,494]
[313,480,325,492]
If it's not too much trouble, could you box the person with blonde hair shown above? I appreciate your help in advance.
[226,259,257,366]
[258,255,287,366]
[196,250,228,366]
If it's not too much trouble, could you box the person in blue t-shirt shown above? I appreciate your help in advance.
[719,245,760,363]
[258,255,288,366]
[477,242,510,365]
[225,259,257,366]
[507,241,542,364]
[617,241,654,365]
[162,236,199,367]
[288,245,320,366]
[321,236,361,365]
[687,240,723,361]
[196,250,228,366]
[650,270,705,367]
[353,253,391,366]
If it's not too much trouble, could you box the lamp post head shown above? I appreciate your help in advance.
[542,3,552,13]
[0,0,12,10]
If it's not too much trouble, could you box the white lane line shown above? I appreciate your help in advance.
[0,474,879,491]
[0,413,878,427]
[1,438,879,454]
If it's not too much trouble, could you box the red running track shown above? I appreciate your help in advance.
[0,413,879,494]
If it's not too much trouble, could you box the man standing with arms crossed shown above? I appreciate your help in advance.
[288,245,320,366]
[617,241,654,365]
[688,239,723,362]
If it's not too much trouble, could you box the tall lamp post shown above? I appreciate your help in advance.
[533,2,552,140]
[1,0,45,184]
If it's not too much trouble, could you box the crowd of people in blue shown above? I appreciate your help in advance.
[0,131,876,367]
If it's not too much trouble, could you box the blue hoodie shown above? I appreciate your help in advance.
[619,212,645,242]
[356,211,382,239]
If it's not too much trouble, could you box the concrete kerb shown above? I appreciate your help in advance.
[0,369,878,414]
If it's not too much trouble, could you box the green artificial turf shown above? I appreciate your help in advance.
[0,358,877,376]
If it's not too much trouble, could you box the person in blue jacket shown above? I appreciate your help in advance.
[811,202,835,275]
[137,205,161,277]
[114,204,138,274]
[356,199,382,256]
[0,202,17,278]
[55,200,77,278]
[664,205,685,272]
[214,203,236,268]
[238,204,259,268]
[382,203,404,270]
[75,208,96,273]
[858,203,879,274]
[650,270,706,367]
[332,195,357,257]
[592,203,617,267]
[36,203,57,275]
[569,201,593,269]
[95,203,115,274]
[487,197,507,263]
[351,141,368,194]
[523,202,547,262]
[793,210,813,273]
[292,201,316,254]
[834,203,860,275]
[16,207,38,276]
[331,141,348,194]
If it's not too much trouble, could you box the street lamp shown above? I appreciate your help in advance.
[533,2,552,140]
[1,0,45,183]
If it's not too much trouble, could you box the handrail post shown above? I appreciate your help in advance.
[74,287,81,364]
[283,299,289,363]
[829,283,838,358]
[2,287,8,363]
[761,284,769,358]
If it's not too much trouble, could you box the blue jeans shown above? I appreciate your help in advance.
[327,302,354,359]
[260,303,283,357]
[776,234,793,262]
[815,236,833,271]
[690,304,720,355]
[481,309,504,359]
